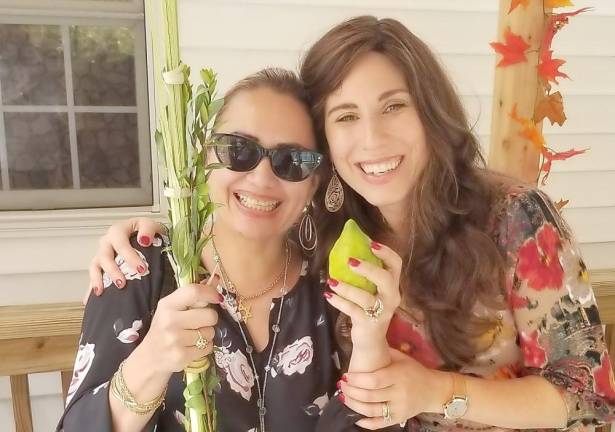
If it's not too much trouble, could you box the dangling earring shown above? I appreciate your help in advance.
[299,203,317,254]
[325,169,344,213]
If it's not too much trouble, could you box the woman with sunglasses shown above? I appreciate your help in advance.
[85,15,615,432]
[58,68,347,432]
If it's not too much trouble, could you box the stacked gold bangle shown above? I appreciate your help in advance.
[110,359,167,415]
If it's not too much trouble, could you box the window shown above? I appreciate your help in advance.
[0,0,152,210]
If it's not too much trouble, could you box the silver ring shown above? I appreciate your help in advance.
[364,296,384,320]
[195,329,209,350]
[382,401,393,422]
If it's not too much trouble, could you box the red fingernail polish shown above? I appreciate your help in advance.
[370,241,382,250]
[115,279,124,288]
[139,235,151,246]
[327,278,339,287]
[348,258,360,267]
[336,380,342,389]
[341,374,348,382]
[137,265,145,274]
[338,393,345,403]
[323,291,333,299]
[218,294,224,303]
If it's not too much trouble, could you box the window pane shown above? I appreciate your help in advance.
[71,26,136,106]
[76,112,140,188]
[5,112,72,189]
[0,24,66,105]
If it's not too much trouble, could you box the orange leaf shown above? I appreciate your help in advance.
[509,0,530,13]
[545,0,574,7]
[510,105,545,150]
[534,92,567,126]
[490,28,530,67]
[554,199,569,211]
[538,51,569,85]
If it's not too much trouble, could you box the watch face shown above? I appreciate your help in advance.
[444,397,468,419]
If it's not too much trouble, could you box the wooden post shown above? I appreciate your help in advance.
[61,370,73,402]
[10,375,33,432]
[489,0,548,183]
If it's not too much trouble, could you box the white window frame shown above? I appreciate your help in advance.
[0,0,164,234]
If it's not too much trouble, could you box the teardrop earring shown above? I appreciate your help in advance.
[325,169,344,213]
[299,203,317,254]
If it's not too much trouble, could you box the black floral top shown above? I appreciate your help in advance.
[57,238,341,432]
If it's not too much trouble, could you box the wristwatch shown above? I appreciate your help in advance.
[443,374,469,420]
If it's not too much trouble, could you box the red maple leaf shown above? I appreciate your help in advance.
[538,50,569,85]
[509,0,530,13]
[539,7,591,90]
[543,8,593,53]
[490,28,530,67]
[540,147,588,185]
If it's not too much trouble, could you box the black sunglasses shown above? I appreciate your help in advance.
[212,133,323,182]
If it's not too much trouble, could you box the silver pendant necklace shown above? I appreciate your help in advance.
[213,241,291,432]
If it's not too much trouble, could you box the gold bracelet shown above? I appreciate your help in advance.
[110,359,167,415]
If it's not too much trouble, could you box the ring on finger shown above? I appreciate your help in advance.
[195,329,209,350]
[364,296,384,320]
[382,401,393,422]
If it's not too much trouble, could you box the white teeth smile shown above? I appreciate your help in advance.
[359,157,402,176]
[235,193,280,212]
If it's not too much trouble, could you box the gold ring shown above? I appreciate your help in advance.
[195,329,209,350]
[364,296,384,320]
[382,401,393,422]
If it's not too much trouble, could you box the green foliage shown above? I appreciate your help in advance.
[147,1,223,431]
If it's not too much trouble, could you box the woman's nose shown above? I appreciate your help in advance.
[361,118,386,151]
[247,156,278,185]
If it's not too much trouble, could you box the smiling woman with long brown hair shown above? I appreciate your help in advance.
[302,16,615,431]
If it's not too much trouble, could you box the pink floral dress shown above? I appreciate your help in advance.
[386,187,615,432]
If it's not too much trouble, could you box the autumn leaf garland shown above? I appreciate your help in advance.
[490,1,591,187]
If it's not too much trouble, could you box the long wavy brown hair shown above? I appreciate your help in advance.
[300,16,505,367]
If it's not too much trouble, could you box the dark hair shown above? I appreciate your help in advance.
[216,67,312,133]
[300,16,504,367]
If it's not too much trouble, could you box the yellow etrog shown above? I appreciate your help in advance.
[328,219,383,294]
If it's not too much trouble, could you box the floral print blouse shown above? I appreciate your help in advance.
[57,238,341,432]
[384,187,615,432]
